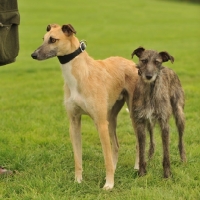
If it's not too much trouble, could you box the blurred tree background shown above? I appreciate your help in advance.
[166,0,200,3]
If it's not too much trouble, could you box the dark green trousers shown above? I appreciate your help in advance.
[0,0,20,66]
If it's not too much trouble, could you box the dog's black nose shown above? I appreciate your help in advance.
[146,75,153,80]
[31,52,37,59]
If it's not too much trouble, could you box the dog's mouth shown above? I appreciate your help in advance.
[142,74,157,83]
[31,50,57,61]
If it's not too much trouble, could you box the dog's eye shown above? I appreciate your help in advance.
[49,37,57,43]
[141,59,148,64]
[155,60,160,65]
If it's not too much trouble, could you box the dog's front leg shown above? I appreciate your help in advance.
[69,115,82,183]
[159,119,171,178]
[96,120,114,190]
[131,119,139,170]
[137,121,147,176]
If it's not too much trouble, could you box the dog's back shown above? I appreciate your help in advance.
[68,51,138,111]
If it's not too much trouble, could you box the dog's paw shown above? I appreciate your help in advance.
[103,182,114,190]
[75,175,82,183]
[134,164,139,170]
[138,168,147,177]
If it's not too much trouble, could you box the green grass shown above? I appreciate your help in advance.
[0,0,200,199]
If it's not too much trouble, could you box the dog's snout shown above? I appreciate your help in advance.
[31,52,38,59]
[146,75,153,80]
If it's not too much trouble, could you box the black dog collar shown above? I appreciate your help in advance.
[57,40,87,64]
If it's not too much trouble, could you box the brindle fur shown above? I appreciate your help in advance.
[131,47,186,178]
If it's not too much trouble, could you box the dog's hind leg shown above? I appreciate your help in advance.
[69,114,82,183]
[125,92,140,170]
[171,89,186,163]
[173,104,186,163]
[108,99,125,170]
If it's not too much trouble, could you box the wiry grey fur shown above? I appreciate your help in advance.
[131,47,186,178]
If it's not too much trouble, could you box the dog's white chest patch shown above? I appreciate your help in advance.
[61,63,87,113]
[61,63,77,90]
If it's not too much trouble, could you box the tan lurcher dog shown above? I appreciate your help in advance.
[31,24,138,190]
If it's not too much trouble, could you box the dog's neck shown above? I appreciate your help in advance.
[57,41,87,64]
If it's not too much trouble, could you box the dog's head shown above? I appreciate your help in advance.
[31,24,78,60]
[131,47,174,83]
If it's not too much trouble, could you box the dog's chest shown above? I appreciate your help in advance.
[61,63,87,113]
[133,82,169,121]
[61,63,77,91]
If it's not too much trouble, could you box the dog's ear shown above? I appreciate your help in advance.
[159,51,174,63]
[46,24,51,32]
[131,47,145,58]
[62,24,76,36]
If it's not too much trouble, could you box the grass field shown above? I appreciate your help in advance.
[0,0,200,199]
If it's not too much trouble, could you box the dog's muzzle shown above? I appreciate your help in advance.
[31,52,38,59]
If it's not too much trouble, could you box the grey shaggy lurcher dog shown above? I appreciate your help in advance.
[131,47,186,178]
